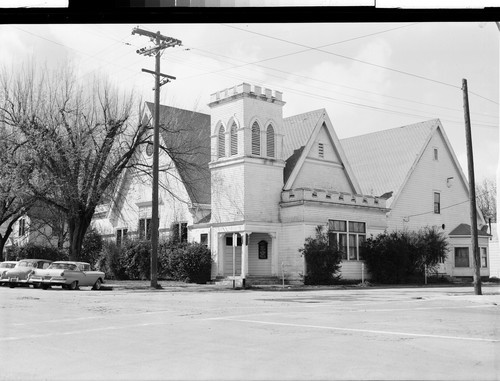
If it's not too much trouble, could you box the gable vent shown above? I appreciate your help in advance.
[230,123,238,156]
[266,124,275,158]
[318,142,324,158]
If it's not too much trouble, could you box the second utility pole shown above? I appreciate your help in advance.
[132,27,181,289]
[462,78,482,296]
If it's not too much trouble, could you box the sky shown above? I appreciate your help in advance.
[0,22,498,183]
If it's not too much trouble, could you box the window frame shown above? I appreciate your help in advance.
[116,228,128,247]
[480,247,488,268]
[230,123,238,156]
[328,220,366,261]
[138,218,152,240]
[266,124,275,158]
[217,125,225,159]
[434,192,441,214]
[454,247,470,268]
[251,121,260,156]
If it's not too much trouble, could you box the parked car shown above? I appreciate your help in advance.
[0,259,53,288]
[29,261,105,290]
[0,261,18,279]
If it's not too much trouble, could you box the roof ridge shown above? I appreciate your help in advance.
[340,118,440,142]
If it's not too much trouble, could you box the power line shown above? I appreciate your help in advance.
[223,24,499,106]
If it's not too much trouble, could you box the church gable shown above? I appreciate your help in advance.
[284,111,361,194]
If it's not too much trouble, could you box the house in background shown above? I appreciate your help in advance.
[93,83,490,284]
[4,202,67,258]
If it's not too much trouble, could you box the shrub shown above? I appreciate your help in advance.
[96,241,127,280]
[159,240,212,283]
[120,239,152,280]
[13,243,68,262]
[362,227,449,284]
[299,225,342,285]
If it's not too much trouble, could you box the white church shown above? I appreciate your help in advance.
[92,83,491,284]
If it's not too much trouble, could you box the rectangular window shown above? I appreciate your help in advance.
[455,247,470,267]
[358,235,366,260]
[180,222,188,243]
[349,234,357,260]
[328,220,366,261]
[481,247,488,267]
[318,142,324,158]
[116,229,128,247]
[18,218,26,236]
[200,233,208,247]
[434,148,438,161]
[139,218,152,240]
[434,192,441,214]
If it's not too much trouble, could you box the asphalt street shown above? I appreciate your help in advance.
[0,284,499,380]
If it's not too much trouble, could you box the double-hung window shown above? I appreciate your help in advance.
[454,247,469,267]
[116,228,128,247]
[434,192,441,214]
[139,218,152,240]
[328,220,366,261]
[480,247,488,267]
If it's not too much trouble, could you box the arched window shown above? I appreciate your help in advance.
[251,121,260,155]
[230,122,238,156]
[217,125,225,158]
[266,124,275,158]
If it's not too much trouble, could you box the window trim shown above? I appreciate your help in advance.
[230,123,238,156]
[454,247,470,268]
[266,124,275,158]
[328,219,366,261]
[251,121,260,156]
[434,192,441,214]
[217,125,225,159]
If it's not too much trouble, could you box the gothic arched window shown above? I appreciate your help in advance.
[251,121,260,156]
[217,125,225,158]
[230,123,238,156]
[266,124,275,158]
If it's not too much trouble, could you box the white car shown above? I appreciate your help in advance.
[29,261,105,290]
[0,261,18,279]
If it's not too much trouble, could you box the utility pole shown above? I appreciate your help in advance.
[462,78,482,296]
[132,27,182,289]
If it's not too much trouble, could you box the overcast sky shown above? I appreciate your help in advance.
[1,22,498,182]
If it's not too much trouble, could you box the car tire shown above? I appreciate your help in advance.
[41,284,50,290]
[33,283,41,289]
[92,279,102,290]
[9,283,15,288]
[68,281,78,290]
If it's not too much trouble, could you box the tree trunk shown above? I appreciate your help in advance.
[0,224,14,261]
[67,210,93,261]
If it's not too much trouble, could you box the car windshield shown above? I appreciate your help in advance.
[48,263,77,270]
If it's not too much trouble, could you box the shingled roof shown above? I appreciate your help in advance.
[145,102,211,205]
[340,119,440,206]
[449,223,491,237]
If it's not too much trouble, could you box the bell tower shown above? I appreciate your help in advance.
[208,83,286,224]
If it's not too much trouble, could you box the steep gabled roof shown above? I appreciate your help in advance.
[283,109,325,160]
[340,119,439,205]
[145,102,211,205]
[282,109,361,193]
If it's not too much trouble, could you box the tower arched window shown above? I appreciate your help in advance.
[230,123,238,156]
[217,125,225,158]
[266,124,275,158]
[251,121,260,155]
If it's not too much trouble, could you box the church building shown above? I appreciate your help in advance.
[92,83,490,284]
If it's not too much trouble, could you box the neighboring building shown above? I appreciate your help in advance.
[489,223,499,278]
[93,83,490,284]
[4,203,67,257]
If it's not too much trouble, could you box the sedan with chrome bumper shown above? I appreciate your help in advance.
[0,259,52,288]
[29,261,105,290]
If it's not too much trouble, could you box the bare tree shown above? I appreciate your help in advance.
[0,63,150,260]
[476,177,497,223]
[0,125,36,258]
